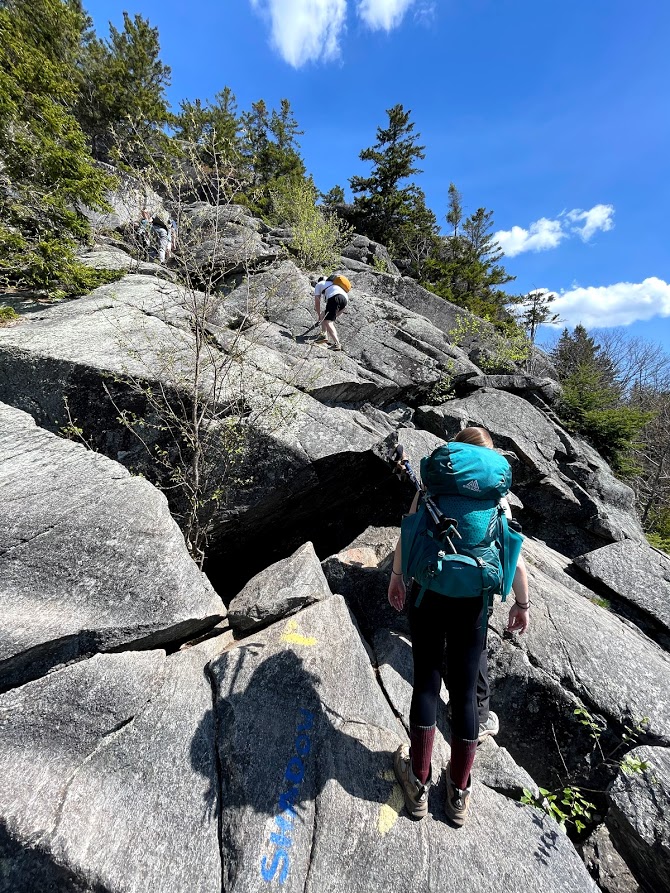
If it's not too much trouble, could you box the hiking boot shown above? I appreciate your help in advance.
[328,343,343,351]
[393,743,431,819]
[314,333,328,343]
[478,711,499,743]
[444,761,471,826]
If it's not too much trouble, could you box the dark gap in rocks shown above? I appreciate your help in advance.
[204,450,410,601]
[564,563,670,653]
[204,662,226,893]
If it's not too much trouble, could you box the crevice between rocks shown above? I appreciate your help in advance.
[204,661,226,893]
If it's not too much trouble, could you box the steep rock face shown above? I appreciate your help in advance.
[573,540,670,645]
[209,595,597,893]
[76,246,175,280]
[415,388,643,555]
[580,825,643,893]
[0,403,224,691]
[452,372,562,406]
[0,650,221,893]
[606,745,670,892]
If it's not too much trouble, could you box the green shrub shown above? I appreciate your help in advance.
[0,305,19,326]
[270,178,352,271]
[448,314,530,373]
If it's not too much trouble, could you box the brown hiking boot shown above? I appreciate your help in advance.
[444,760,472,826]
[393,743,431,819]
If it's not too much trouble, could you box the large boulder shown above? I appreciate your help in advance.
[227,542,331,633]
[209,595,597,892]
[415,389,643,556]
[76,246,175,281]
[573,540,670,647]
[180,202,278,275]
[0,402,224,690]
[452,372,562,406]
[340,234,400,275]
[79,164,163,232]
[487,537,670,793]
[0,649,221,892]
[580,824,643,893]
[606,745,670,892]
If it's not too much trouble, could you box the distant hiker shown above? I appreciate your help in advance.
[388,426,529,825]
[137,207,152,254]
[151,208,171,264]
[314,274,351,351]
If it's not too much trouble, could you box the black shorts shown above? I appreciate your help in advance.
[324,294,346,321]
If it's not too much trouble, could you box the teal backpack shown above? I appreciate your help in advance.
[400,442,524,608]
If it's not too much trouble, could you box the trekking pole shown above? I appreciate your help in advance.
[391,444,461,552]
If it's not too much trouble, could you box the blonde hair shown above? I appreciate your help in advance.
[452,426,494,449]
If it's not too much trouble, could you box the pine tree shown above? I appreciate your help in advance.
[425,193,515,320]
[0,0,114,291]
[174,88,241,172]
[77,12,171,164]
[240,98,306,217]
[349,104,433,251]
[515,289,561,344]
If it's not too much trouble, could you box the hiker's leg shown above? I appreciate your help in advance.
[445,597,486,789]
[323,320,340,346]
[408,588,446,783]
[476,605,494,723]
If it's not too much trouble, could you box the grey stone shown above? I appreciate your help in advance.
[0,650,221,893]
[76,247,175,281]
[607,745,670,893]
[227,542,331,633]
[208,595,597,892]
[487,539,670,792]
[453,373,562,405]
[340,234,400,275]
[0,402,224,690]
[78,165,163,232]
[415,389,643,556]
[579,824,643,893]
[574,540,670,641]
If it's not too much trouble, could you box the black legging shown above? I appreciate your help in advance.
[408,585,486,741]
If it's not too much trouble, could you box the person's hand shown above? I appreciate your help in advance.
[388,573,406,612]
[506,602,529,634]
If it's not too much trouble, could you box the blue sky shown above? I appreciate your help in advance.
[85,0,670,350]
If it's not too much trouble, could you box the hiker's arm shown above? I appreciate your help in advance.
[388,491,420,612]
[506,555,529,633]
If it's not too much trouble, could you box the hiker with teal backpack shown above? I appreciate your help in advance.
[388,426,529,825]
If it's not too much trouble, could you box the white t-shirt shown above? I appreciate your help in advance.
[314,280,329,300]
[323,283,348,301]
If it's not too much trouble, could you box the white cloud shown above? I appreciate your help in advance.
[357,0,417,30]
[494,218,565,257]
[249,0,347,67]
[495,203,615,257]
[565,203,615,241]
[551,277,670,328]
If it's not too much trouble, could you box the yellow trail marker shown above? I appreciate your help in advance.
[378,769,403,835]
[281,618,318,647]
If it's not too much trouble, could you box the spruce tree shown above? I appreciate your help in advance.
[77,11,171,164]
[515,289,561,344]
[349,104,434,251]
[0,0,113,291]
[174,88,241,172]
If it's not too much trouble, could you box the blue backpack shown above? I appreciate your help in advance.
[400,442,523,608]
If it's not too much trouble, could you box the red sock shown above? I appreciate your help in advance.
[450,736,477,790]
[410,723,436,784]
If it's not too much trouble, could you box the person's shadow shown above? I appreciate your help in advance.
[190,645,403,827]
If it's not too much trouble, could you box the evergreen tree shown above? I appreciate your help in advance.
[174,88,241,171]
[0,0,114,291]
[551,325,651,472]
[425,193,515,320]
[240,98,306,217]
[349,104,434,251]
[77,12,171,164]
[320,185,346,211]
[515,289,561,344]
